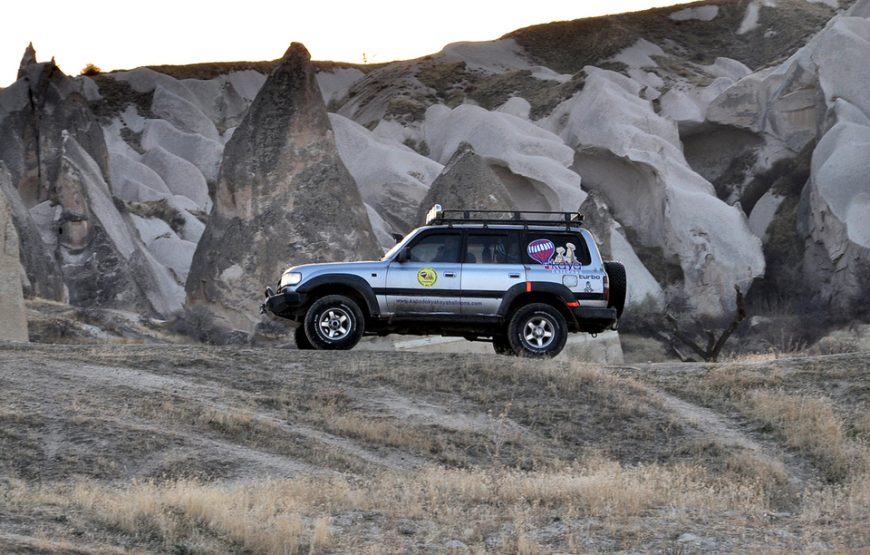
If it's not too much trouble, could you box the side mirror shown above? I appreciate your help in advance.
[396,247,411,263]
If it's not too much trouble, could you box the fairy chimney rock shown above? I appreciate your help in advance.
[185,42,380,333]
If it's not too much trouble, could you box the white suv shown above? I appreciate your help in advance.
[262,206,626,357]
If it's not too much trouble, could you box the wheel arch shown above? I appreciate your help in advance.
[499,283,576,327]
[296,275,379,321]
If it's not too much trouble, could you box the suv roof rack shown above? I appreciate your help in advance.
[425,204,583,228]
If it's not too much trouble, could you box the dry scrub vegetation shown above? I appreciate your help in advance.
[0,345,867,553]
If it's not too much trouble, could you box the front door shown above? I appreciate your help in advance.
[385,231,463,314]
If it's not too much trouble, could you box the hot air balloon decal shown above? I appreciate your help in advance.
[527,239,555,265]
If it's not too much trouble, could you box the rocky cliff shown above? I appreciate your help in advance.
[0,180,28,341]
[184,43,380,333]
[1,0,867,334]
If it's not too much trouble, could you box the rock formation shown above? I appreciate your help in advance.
[424,103,585,212]
[415,143,517,224]
[704,0,870,315]
[546,67,765,317]
[0,186,28,342]
[329,112,441,243]
[185,43,380,333]
[0,47,183,316]
[0,163,65,301]
[0,1,864,331]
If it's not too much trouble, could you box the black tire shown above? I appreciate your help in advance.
[294,325,313,350]
[605,261,627,319]
[492,334,516,356]
[507,303,568,358]
[303,295,365,350]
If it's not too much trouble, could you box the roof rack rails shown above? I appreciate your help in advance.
[425,204,583,228]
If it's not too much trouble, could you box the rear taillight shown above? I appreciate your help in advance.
[603,273,610,302]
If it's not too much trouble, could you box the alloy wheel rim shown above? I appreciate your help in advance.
[523,316,555,349]
[318,307,353,340]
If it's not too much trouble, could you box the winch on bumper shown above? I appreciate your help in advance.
[260,287,306,319]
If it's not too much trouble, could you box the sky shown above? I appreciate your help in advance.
[2,0,688,86]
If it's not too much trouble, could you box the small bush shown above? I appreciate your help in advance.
[80,63,101,76]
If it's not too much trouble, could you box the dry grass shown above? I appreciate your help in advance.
[744,391,862,483]
[703,363,785,399]
[3,457,775,554]
[6,456,866,552]
[2,345,868,552]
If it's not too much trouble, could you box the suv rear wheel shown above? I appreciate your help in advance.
[304,295,365,350]
[507,303,568,358]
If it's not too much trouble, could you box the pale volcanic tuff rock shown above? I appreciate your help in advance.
[0,178,28,341]
[424,103,585,212]
[53,135,184,315]
[0,52,103,302]
[546,67,765,316]
[0,163,65,301]
[329,112,441,242]
[579,192,664,309]
[186,43,380,334]
[702,0,870,312]
[799,2,870,310]
[415,143,517,225]
[0,48,184,316]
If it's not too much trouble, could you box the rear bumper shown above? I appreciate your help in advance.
[261,289,306,319]
[570,306,617,331]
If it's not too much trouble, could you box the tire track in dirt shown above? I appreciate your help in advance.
[620,363,823,489]
[2,357,429,474]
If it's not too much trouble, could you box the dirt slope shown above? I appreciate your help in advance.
[0,345,866,553]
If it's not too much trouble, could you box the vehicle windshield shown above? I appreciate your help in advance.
[380,230,418,261]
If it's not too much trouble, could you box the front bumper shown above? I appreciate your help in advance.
[261,289,306,319]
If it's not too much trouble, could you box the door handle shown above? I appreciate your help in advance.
[445,272,456,278]
[509,273,521,278]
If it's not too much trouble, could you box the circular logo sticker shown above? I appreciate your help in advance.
[417,267,438,287]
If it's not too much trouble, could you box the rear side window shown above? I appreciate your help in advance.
[464,232,521,264]
[523,232,591,268]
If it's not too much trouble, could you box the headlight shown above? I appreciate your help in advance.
[280,272,302,288]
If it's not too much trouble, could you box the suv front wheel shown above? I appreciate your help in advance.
[507,303,568,358]
[304,295,365,350]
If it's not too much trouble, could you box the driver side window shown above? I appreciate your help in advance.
[409,233,461,263]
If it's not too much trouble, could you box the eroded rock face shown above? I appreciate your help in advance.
[415,143,516,224]
[330,112,440,241]
[707,2,870,314]
[0,47,183,316]
[3,57,110,209]
[424,103,585,212]
[0,186,28,342]
[548,68,765,316]
[0,163,65,301]
[186,43,380,333]
[579,192,664,308]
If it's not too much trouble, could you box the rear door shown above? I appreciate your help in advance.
[522,231,601,297]
[460,231,525,315]
[385,231,463,314]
